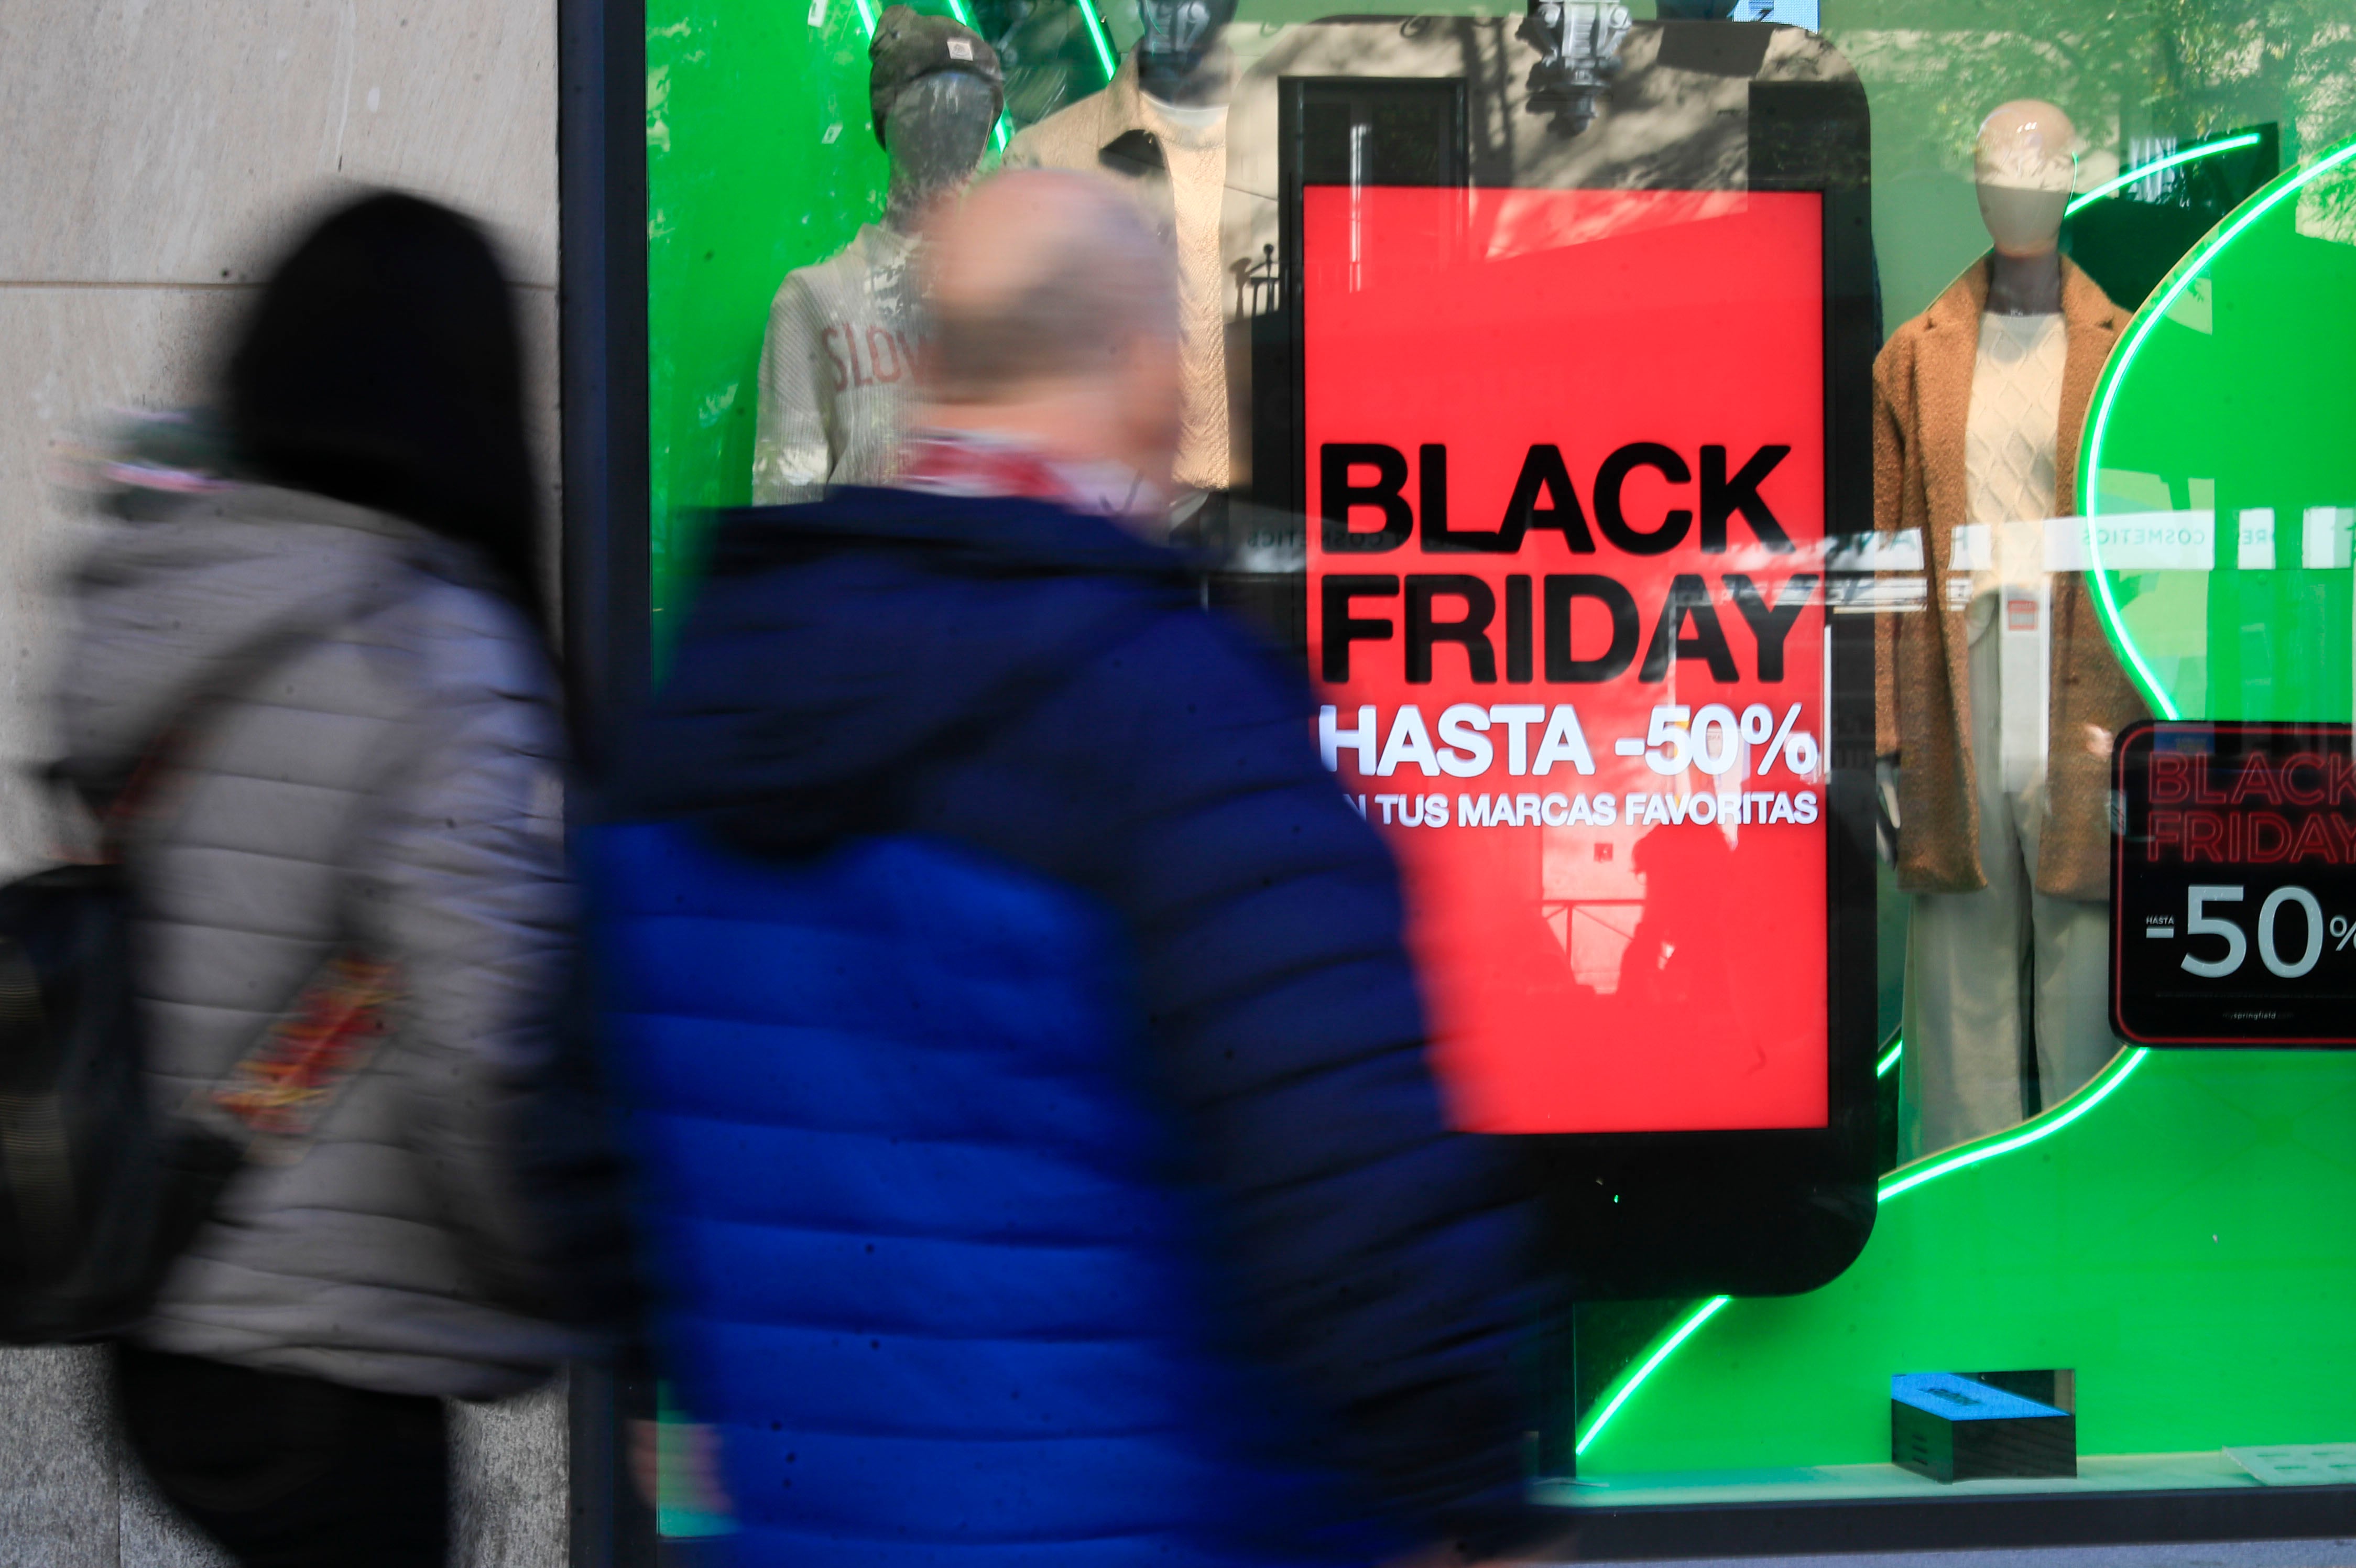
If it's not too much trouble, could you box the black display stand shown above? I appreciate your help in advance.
[1254,23,1881,1303]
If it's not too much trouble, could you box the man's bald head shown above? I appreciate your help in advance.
[924,170,1177,405]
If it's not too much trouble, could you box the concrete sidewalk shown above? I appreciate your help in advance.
[1586,1542,2356,1568]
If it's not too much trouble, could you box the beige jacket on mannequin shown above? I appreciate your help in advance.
[1873,254,2145,900]
[1004,55,1240,492]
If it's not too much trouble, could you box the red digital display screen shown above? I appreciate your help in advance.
[1303,187,1829,1133]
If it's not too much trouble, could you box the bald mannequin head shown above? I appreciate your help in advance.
[918,170,1182,504]
[1975,100,2078,258]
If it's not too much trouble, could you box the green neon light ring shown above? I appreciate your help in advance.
[1878,1047,2148,1200]
[1875,1035,1902,1079]
[850,0,878,35]
[1075,0,1120,82]
[1572,1046,2154,1457]
[2065,133,2263,217]
[1574,1297,1732,1457]
[2080,134,2356,720]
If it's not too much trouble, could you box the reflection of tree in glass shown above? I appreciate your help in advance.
[1619,821,1766,1076]
[1827,0,2356,241]
[971,0,1114,129]
[1244,18,1815,199]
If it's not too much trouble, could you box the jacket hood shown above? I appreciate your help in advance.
[618,486,1199,844]
[58,484,455,791]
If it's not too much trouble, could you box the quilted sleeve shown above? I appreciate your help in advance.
[357,587,627,1326]
[1085,613,1547,1558]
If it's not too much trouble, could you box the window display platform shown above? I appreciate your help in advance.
[1550,1463,2356,1561]
[1555,1462,2356,1556]
[1544,1449,2267,1508]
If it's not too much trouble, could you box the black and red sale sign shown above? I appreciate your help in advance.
[2114,722,2356,1046]
[1304,187,1830,1134]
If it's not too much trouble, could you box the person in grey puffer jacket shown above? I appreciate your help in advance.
[53,194,624,1568]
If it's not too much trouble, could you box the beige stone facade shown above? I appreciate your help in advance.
[0,3,568,1563]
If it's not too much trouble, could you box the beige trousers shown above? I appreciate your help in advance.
[1900,598,2122,1161]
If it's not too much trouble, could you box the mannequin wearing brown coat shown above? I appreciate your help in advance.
[1872,253,2144,900]
[1874,102,2147,1158]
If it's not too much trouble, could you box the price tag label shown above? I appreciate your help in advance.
[2113,721,2356,1046]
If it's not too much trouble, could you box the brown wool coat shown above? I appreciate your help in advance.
[1873,255,2147,900]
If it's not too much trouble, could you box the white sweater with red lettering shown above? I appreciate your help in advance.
[752,221,925,504]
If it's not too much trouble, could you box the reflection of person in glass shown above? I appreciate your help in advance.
[1619,820,1764,1080]
[1003,0,1239,502]
[1874,101,2146,1159]
[751,7,1001,503]
[606,169,1556,1568]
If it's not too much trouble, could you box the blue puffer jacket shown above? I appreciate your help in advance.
[590,488,1541,1567]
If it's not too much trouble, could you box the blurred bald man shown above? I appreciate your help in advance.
[593,170,1552,1568]
[903,167,1186,514]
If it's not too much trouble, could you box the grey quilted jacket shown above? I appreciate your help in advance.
[57,484,599,1399]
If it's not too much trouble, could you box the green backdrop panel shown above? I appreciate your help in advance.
[1576,1047,2356,1475]
[643,0,1126,643]
[2085,139,2356,726]
[647,0,889,631]
[1573,141,2356,1489]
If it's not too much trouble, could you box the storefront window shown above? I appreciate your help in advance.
[641,0,2356,1530]
[1559,8,2356,1506]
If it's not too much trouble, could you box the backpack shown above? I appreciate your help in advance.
[0,633,389,1343]
[0,861,245,1340]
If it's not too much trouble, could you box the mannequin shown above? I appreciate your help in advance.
[1976,100,2072,315]
[1873,101,2146,1159]
[1003,0,1239,499]
[752,9,1001,504]
[1136,0,1237,105]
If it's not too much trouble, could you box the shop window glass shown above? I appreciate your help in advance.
[642,0,2356,1525]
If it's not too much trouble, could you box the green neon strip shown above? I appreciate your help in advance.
[1875,1036,1902,1079]
[1879,1048,2148,1201]
[1575,1296,1731,1456]
[851,0,877,35]
[2082,135,2356,718]
[1074,0,1119,81]
[2065,133,2263,216]
[1573,1046,2155,1457]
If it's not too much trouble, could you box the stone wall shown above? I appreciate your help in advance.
[0,2,569,1563]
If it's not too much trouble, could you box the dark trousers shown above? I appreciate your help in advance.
[113,1343,450,1568]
